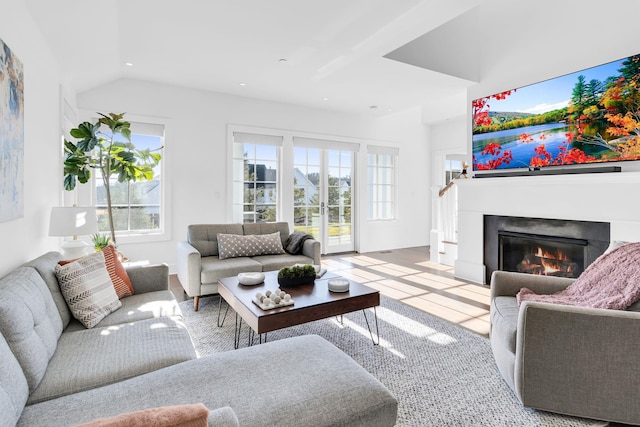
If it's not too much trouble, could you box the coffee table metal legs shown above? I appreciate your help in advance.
[362,306,380,346]
[217,296,230,327]
[231,307,380,348]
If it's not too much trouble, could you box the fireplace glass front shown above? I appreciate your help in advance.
[499,231,587,278]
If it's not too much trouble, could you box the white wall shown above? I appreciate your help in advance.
[452,14,640,283]
[77,79,430,270]
[0,2,64,278]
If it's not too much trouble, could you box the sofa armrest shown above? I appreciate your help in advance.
[490,271,574,300]
[126,264,169,294]
[515,301,640,423]
[301,238,321,265]
[176,240,202,297]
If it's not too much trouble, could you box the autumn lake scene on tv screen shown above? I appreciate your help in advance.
[472,54,640,171]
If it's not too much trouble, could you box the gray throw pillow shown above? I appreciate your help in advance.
[218,232,285,259]
[55,251,122,328]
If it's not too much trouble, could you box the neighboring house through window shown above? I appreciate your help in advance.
[232,131,282,223]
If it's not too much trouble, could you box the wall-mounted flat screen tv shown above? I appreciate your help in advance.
[472,53,640,171]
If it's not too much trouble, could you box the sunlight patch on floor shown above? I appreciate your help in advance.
[403,274,455,290]
[418,293,488,317]
[336,267,385,283]
[369,263,422,276]
[375,306,457,345]
[322,258,353,270]
[323,247,491,338]
[414,271,467,286]
[402,296,473,323]
[365,281,419,300]
[338,317,406,358]
[376,279,428,296]
[441,285,490,306]
[459,314,491,336]
[415,261,454,272]
[339,255,385,266]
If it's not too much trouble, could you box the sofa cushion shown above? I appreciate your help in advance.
[0,332,29,427]
[200,256,262,285]
[55,251,122,329]
[251,253,315,271]
[19,335,397,427]
[490,296,519,354]
[22,252,71,328]
[217,232,285,260]
[62,290,182,332]
[188,224,243,257]
[27,316,197,404]
[0,267,63,393]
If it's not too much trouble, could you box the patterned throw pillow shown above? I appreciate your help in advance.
[217,232,285,260]
[101,245,134,298]
[55,251,122,328]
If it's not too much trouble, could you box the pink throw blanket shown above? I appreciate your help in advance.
[517,242,640,309]
[75,403,209,427]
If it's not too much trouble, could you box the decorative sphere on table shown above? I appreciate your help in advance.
[273,295,281,304]
[284,294,291,301]
[255,292,263,300]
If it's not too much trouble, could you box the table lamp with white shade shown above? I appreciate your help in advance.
[49,206,98,259]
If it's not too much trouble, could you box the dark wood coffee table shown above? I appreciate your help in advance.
[217,271,380,348]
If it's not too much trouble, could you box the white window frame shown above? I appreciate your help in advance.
[231,131,283,223]
[367,145,398,221]
[74,113,170,244]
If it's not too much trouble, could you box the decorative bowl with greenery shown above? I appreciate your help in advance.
[277,264,316,286]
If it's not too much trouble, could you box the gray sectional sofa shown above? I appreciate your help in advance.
[0,251,397,427]
[177,222,320,310]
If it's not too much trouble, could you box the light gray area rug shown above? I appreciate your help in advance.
[180,295,606,427]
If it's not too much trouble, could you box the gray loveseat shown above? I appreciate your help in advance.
[1,251,397,427]
[177,222,320,310]
[490,270,640,425]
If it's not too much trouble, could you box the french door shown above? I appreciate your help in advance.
[293,146,354,254]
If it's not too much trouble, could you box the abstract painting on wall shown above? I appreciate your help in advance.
[0,37,24,223]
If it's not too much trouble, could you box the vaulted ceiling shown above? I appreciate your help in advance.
[24,0,640,120]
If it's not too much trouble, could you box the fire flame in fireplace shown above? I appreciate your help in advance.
[517,246,578,277]
[534,246,569,275]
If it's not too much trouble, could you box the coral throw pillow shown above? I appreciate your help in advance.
[101,245,134,298]
[55,251,122,328]
[75,403,209,427]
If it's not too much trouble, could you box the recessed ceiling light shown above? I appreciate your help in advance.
[322,97,329,101]
[387,108,393,112]
[278,58,287,63]
[124,62,134,67]
[369,105,378,109]
[239,82,246,86]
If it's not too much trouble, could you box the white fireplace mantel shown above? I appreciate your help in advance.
[454,170,640,284]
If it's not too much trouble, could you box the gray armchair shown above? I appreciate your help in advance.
[490,270,640,425]
[176,222,321,311]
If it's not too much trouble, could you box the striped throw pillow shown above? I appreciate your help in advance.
[55,251,122,328]
[101,245,134,298]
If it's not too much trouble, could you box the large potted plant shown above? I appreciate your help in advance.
[63,113,162,247]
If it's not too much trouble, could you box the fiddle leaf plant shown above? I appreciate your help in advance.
[63,113,162,246]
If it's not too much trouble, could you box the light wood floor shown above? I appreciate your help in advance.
[170,246,491,337]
